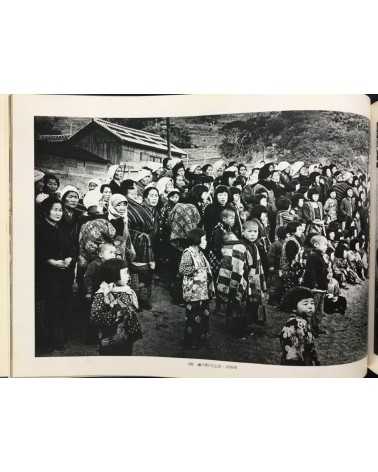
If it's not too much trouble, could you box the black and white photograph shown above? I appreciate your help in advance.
[34,110,369,366]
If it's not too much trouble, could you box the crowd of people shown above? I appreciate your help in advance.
[34,156,369,365]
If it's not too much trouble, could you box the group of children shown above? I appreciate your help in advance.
[35,157,369,364]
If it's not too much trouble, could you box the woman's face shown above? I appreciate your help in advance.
[205,165,213,177]
[239,166,247,176]
[141,172,153,186]
[260,196,267,207]
[216,166,224,176]
[63,191,79,209]
[48,202,63,223]
[175,175,186,189]
[146,189,159,207]
[116,201,127,216]
[347,189,353,197]
[326,168,332,178]
[46,178,59,194]
[88,182,98,191]
[298,198,304,208]
[114,167,124,180]
[102,186,112,202]
[200,191,208,202]
[217,192,228,206]
[194,166,201,175]
[199,235,207,250]
[177,167,185,177]
[311,193,319,202]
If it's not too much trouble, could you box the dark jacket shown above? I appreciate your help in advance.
[302,249,328,290]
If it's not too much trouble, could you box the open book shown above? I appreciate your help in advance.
[1,94,378,378]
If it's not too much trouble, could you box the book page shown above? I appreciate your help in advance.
[0,95,10,377]
[11,94,371,377]
[368,101,378,374]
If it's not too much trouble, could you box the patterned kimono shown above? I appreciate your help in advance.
[78,217,117,268]
[90,283,142,356]
[242,237,267,325]
[280,315,319,366]
[216,239,249,337]
[179,246,214,347]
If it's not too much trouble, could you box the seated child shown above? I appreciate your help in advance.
[217,231,250,339]
[90,258,142,356]
[83,243,116,301]
[280,286,320,366]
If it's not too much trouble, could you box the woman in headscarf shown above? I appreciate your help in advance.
[155,176,174,204]
[203,185,230,243]
[121,180,158,309]
[106,193,136,265]
[107,164,125,195]
[167,201,202,302]
[212,159,226,187]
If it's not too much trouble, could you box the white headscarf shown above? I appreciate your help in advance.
[83,190,101,209]
[60,185,80,200]
[156,176,173,195]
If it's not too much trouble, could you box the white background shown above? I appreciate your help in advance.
[1,1,378,471]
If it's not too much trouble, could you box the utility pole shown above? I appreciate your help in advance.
[166,117,171,159]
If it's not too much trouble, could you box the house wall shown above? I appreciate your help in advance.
[35,152,109,195]
[120,145,166,164]
[70,126,122,164]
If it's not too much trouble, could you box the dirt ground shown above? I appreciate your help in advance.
[47,276,368,367]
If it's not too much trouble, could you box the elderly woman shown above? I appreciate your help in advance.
[107,164,125,195]
[155,176,174,204]
[121,180,159,309]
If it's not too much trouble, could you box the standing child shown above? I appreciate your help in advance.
[90,259,142,355]
[207,208,236,278]
[241,220,267,329]
[280,287,320,366]
[217,231,250,339]
[267,225,287,305]
[323,189,338,224]
[302,235,329,336]
[179,228,214,348]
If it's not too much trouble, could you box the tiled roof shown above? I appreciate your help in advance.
[91,118,187,156]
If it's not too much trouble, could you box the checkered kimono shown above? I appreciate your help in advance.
[216,240,249,304]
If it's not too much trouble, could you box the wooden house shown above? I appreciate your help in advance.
[68,118,187,165]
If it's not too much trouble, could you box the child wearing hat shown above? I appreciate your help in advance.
[280,287,320,366]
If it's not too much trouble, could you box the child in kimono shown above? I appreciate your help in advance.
[179,228,214,348]
[90,258,142,356]
[217,231,250,339]
[241,219,267,328]
[280,286,320,366]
